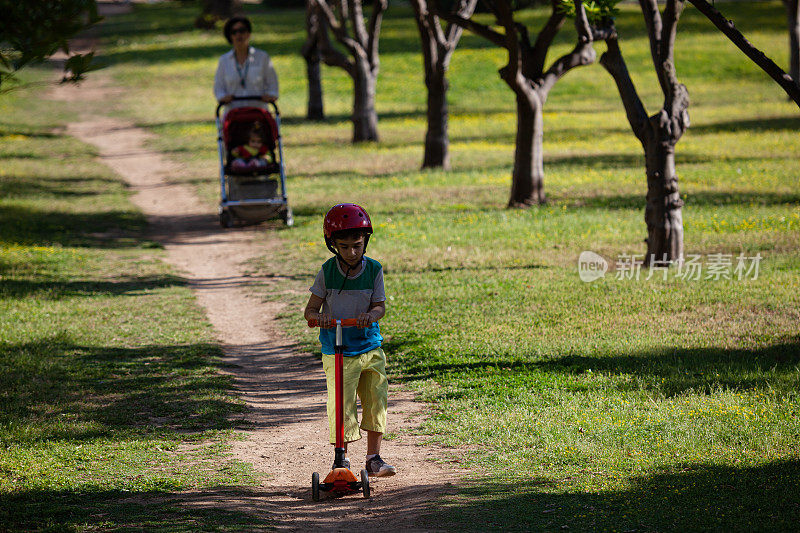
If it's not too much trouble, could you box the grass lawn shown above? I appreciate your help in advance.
[0,69,267,531]
[5,0,800,530]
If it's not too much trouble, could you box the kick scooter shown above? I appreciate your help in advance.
[307,318,371,501]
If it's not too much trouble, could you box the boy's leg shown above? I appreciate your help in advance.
[366,430,382,456]
[355,349,388,438]
[356,348,396,477]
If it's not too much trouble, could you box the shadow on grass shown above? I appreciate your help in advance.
[387,262,546,275]
[564,190,800,210]
[0,175,120,199]
[432,460,800,532]
[0,204,147,248]
[284,196,540,220]
[542,338,800,396]
[0,335,244,442]
[280,109,428,128]
[0,125,61,138]
[690,115,800,135]
[0,488,271,533]
[0,274,185,300]
[390,337,800,397]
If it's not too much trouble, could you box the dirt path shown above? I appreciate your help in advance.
[49,5,461,530]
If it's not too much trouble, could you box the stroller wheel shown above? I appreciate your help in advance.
[282,206,294,227]
[219,211,234,228]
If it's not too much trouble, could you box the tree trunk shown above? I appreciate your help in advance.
[304,47,325,120]
[786,0,800,84]
[508,90,546,207]
[303,1,325,120]
[422,69,450,169]
[600,33,686,266]
[643,126,685,265]
[352,63,379,142]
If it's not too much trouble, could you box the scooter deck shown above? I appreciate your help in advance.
[321,467,363,494]
[323,467,358,485]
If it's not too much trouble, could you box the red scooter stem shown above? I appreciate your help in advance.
[334,322,345,450]
[309,317,375,499]
[308,318,376,464]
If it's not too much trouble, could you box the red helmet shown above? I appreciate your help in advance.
[323,203,373,254]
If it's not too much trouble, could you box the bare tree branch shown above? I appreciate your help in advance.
[516,22,532,50]
[443,0,477,45]
[661,0,681,61]
[599,36,649,142]
[427,9,448,47]
[573,0,592,42]
[530,2,567,77]
[338,0,348,28]
[367,0,388,66]
[412,1,437,73]
[590,26,617,41]
[438,11,507,48]
[314,0,363,56]
[319,38,355,75]
[539,42,595,97]
[314,0,342,35]
[314,2,356,75]
[538,1,594,97]
[349,0,369,48]
[652,0,684,117]
[688,0,800,106]
[638,0,663,68]
[784,0,800,83]
[301,0,321,59]
[492,0,524,86]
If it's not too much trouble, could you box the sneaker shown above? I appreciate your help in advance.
[333,457,351,470]
[365,454,397,477]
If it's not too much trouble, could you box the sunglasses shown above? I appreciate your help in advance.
[230,27,249,35]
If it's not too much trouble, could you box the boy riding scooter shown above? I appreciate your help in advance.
[304,203,397,479]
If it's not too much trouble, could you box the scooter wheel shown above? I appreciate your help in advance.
[312,471,320,501]
[361,469,370,498]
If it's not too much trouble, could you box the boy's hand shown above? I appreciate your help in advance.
[318,313,333,329]
[356,312,373,329]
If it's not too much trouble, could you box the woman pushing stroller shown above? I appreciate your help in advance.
[212,15,292,227]
[214,16,278,110]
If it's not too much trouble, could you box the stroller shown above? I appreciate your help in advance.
[215,96,293,227]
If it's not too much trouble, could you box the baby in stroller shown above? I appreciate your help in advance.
[230,123,271,173]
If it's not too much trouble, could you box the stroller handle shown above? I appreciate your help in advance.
[216,96,280,119]
[307,318,376,329]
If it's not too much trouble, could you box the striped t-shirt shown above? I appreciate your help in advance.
[309,256,385,356]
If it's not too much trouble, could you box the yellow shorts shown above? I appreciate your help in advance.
[322,347,388,444]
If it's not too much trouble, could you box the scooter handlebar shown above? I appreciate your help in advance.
[307,318,374,328]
